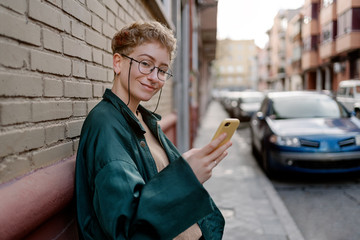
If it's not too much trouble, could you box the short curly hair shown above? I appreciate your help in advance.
[111,21,177,62]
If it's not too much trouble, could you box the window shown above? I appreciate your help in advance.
[303,36,318,51]
[338,8,360,36]
[227,66,234,73]
[321,21,336,43]
[303,3,319,24]
[236,66,243,73]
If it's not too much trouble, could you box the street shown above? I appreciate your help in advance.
[237,123,360,240]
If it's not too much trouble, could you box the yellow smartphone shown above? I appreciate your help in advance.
[211,118,240,147]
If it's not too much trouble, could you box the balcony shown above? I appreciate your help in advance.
[337,0,360,15]
[302,19,319,38]
[336,32,360,54]
[319,40,336,59]
[320,2,336,25]
[302,50,319,70]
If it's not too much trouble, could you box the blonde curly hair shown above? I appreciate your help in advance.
[111,21,177,62]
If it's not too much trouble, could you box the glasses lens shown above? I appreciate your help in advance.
[138,59,172,81]
[138,60,154,74]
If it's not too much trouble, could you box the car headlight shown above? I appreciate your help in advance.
[356,135,360,146]
[269,134,300,147]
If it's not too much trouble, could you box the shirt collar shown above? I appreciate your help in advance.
[102,88,162,133]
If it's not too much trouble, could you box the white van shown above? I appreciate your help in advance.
[336,80,360,116]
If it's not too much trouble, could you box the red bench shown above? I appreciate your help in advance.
[0,156,78,240]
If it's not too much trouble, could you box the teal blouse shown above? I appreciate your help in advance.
[75,89,225,239]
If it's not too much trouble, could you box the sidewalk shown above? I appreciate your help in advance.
[194,101,305,240]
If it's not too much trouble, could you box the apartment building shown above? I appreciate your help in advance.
[261,0,360,92]
[214,39,257,90]
[266,8,301,90]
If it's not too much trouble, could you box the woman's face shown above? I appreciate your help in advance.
[117,41,170,107]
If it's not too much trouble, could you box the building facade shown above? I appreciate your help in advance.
[214,39,257,90]
[259,0,360,92]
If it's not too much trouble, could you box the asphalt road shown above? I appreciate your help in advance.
[238,124,360,240]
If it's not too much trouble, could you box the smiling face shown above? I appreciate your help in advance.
[112,41,170,113]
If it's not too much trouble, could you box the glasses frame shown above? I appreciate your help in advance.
[121,54,173,82]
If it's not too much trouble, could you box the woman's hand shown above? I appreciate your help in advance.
[182,133,232,184]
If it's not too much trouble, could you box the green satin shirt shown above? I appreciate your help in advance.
[75,89,225,239]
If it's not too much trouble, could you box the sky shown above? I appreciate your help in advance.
[217,0,304,48]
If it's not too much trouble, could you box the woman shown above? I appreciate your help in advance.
[75,21,232,240]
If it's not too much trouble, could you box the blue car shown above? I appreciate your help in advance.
[250,91,360,177]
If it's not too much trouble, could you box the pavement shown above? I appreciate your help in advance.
[194,100,305,240]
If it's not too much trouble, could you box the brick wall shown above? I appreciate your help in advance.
[0,0,175,184]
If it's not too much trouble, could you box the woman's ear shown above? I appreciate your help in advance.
[113,53,122,75]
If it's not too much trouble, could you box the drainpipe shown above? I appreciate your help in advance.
[175,1,190,154]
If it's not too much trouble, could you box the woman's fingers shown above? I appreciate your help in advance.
[202,133,228,155]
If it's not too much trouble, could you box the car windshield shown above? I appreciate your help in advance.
[271,95,348,119]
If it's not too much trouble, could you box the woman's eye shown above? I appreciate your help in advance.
[140,61,152,68]
[158,69,167,75]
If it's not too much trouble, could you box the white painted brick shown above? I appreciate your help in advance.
[0,156,31,184]
[29,0,71,33]
[0,9,41,46]
[44,78,63,97]
[93,83,104,97]
[0,101,31,125]
[107,10,116,27]
[46,0,62,8]
[32,141,73,168]
[31,50,71,76]
[66,119,84,138]
[72,60,86,78]
[64,37,92,61]
[87,64,108,81]
[0,127,45,157]
[85,28,107,50]
[63,0,91,26]
[103,22,117,38]
[107,69,115,82]
[0,0,27,14]
[91,14,102,33]
[45,123,65,145]
[87,0,106,20]
[0,72,42,97]
[87,100,100,113]
[0,41,29,69]
[73,138,80,152]
[103,52,113,68]
[71,21,85,40]
[103,0,118,14]
[32,101,72,122]
[43,28,62,53]
[116,18,126,31]
[64,81,92,98]
[73,101,87,117]
[92,48,102,64]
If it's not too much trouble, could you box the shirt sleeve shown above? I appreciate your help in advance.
[93,156,214,240]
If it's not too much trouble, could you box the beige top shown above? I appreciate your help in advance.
[137,112,202,240]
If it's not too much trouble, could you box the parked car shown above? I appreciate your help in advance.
[250,91,360,177]
[336,79,360,115]
[232,91,264,121]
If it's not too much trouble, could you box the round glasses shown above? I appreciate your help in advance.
[121,54,173,82]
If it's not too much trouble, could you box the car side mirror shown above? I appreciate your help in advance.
[256,112,264,120]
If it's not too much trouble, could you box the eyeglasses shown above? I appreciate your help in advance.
[121,54,173,82]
